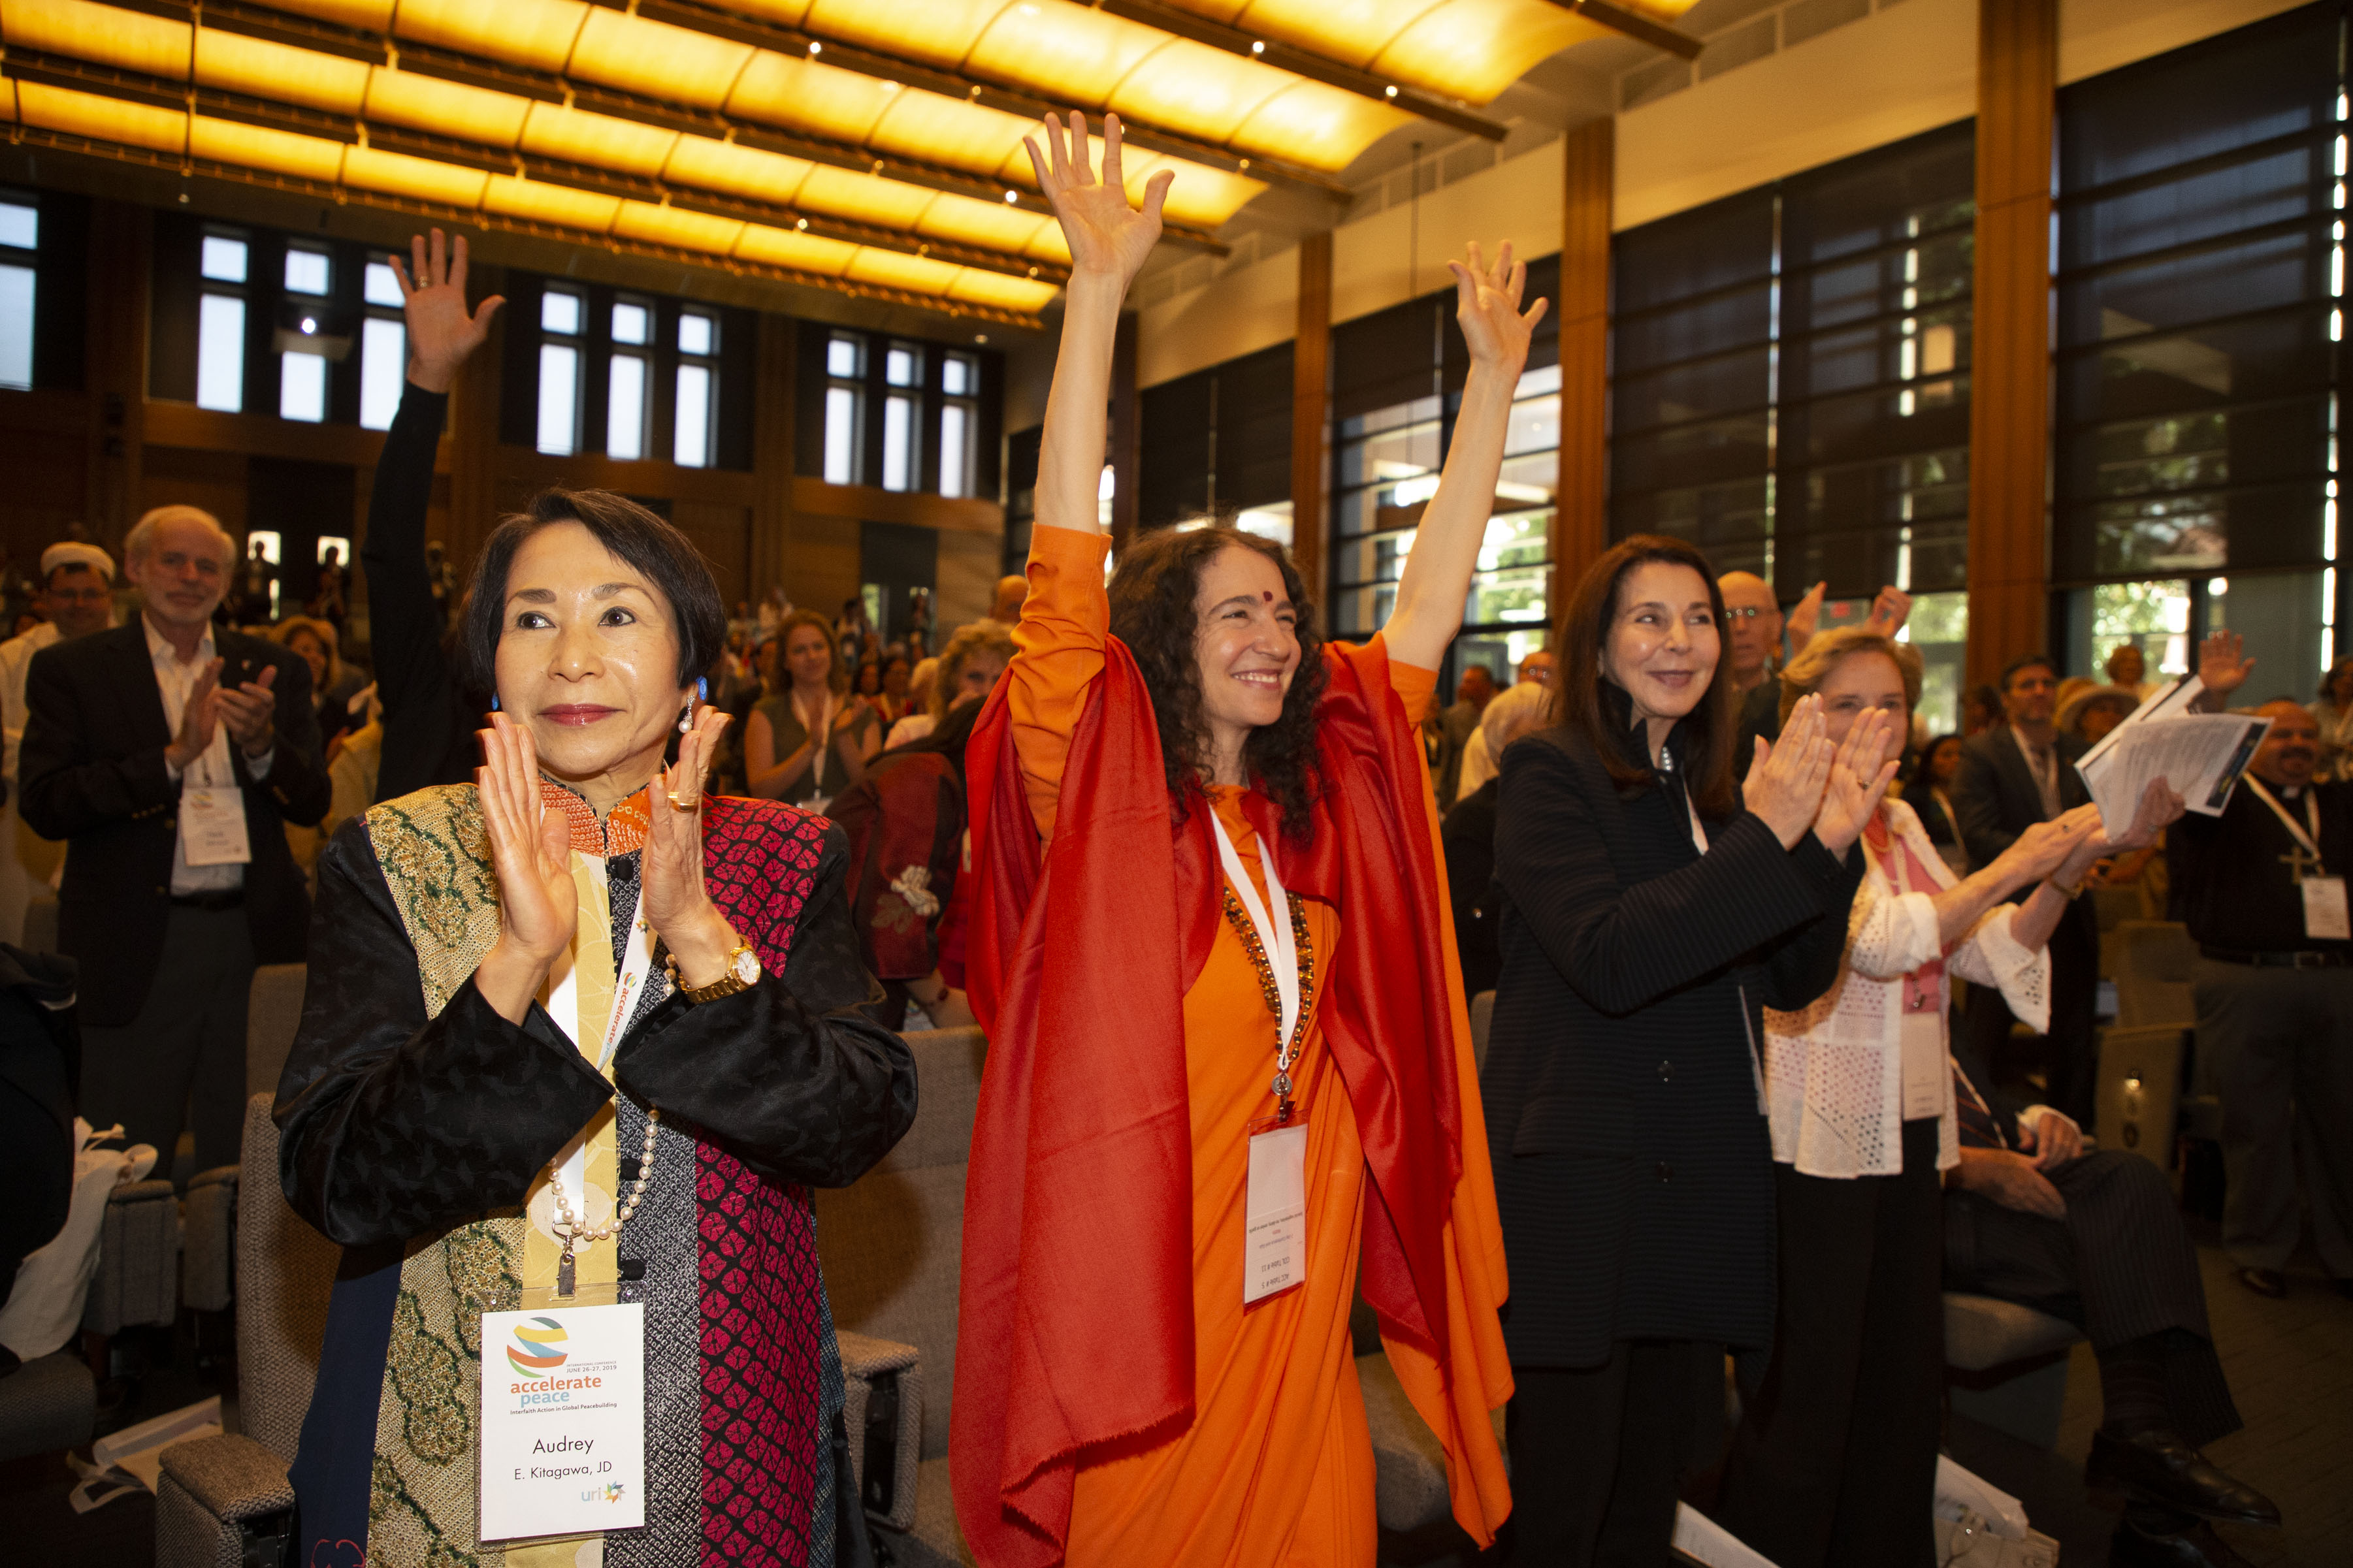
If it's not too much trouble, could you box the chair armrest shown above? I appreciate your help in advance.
[83,1180,182,1335]
[157,1432,293,1521]
[835,1328,922,1535]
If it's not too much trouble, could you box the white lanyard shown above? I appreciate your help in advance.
[2245,777,2324,874]
[542,854,658,1205]
[1208,808,1299,1054]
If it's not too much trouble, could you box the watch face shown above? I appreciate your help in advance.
[729,946,761,985]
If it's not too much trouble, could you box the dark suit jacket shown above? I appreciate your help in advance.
[1441,776,1502,999]
[1484,710,1865,1364]
[1953,725,2088,867]
[19,622,331,1026]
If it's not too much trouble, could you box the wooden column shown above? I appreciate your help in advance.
[85,200,151,549]
[1291,230,1333,593]
[444,264,503,573]
[1966,0,2058,690]
[1555,116,1614,602]
[1109,312,1140,554]
[751,313,797,601]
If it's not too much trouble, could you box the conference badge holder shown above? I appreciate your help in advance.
[179,786,252,867]
[1244,1111,1308,1306]
[474,1279,649,1546]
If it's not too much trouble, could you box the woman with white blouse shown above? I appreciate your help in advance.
[1715,627,2183,1568]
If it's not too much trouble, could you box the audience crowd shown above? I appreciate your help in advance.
[1,163,2344,1568]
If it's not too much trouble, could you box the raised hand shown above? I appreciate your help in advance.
[1786,581,1828,650]
[1024,112,1171,287]
[1448,241,1549,373]
[214,664,279,758]
[391,228,504,394]
[1744,694,1837,849]
[476,712,577,971]
[2198,630,2254,699]
[164,659,223,773]
[641,706,741,987]
[1811,707,1902,856]
[1860,585,1913,639]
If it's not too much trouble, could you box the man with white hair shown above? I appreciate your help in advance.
[20,505,329,1174]
[0,542,118,942]
[1450,648,1555,807]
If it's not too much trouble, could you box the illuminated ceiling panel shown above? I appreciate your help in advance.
[796,165,937,229]
[724,52,898,148]
[1368,1,1608,98]
[522,104,681,178]
[962,4,1165,103]
[663,137,815,208]
[16,77,182,150]
[365,69,533,146]
[194,29,369,115]
[2,0,188,79]
[613,200,746,253]
[950,271,1063,313]
[568,10,755,111]
[190,116,344,183]
[862,91,1035,186]
[846,248,966,294]
[391,0,589,74]
[914,192,1054,257]
[482,175,625,232]
[734,223,858,276]
[342,145,491,207]
[802,0,1005,68]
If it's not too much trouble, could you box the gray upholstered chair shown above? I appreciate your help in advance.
[154,1093,336,1568]
[1944,1292,2085,1448]
[2112,920,2197,1029]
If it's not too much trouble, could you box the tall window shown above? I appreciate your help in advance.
[0,197,34,392]
[2053,4,2346,688]
[939,352,979,498]
[197,232,249,413]
[882,342,922,492]
[1609,125,1977,730]
[824,333,863,485]
[537,288,583,456]
[608,299,651,460]
[280,244,332,423]
[359,258,406,431]
[675,310,718,468]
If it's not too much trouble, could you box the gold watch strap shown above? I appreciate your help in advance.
[676,940,756,1004]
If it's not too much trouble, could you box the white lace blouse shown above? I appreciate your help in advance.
[1761,798,2051,1179]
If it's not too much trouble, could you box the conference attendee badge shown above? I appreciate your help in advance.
[478,1302,647,1543]
[178,786,252,867]
[1899,1013,1946,1121]
[1244,1116,1308,1306]
[2303,876,2351,940]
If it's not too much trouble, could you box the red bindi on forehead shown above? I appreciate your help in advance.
[1263,590,1274,602]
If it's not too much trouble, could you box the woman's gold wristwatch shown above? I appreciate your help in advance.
[674,939,760,1003]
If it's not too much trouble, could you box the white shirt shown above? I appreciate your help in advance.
[148,618,270,895]
[0,620,61,786]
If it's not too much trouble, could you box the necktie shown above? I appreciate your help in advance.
[1953,1063,2006,1150]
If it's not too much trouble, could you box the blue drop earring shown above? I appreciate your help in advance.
[679,677,707,735]
[490,694,500,712]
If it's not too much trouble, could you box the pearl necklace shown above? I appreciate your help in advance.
[548,1105,660,1298]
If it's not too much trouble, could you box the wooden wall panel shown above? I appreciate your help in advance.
[1291,231,1333,596]
[1966,0,2059,690]
[1556,116,1614,603]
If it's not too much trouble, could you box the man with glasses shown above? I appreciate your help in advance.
[0,543,118,943]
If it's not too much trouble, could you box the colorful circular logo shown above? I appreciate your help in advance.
[507,1315,568,1377]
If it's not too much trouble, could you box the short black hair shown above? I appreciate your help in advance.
[462,488,726,694]
[2000,652,2058,691]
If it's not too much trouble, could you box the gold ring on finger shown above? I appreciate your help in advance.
[666,788,700,811]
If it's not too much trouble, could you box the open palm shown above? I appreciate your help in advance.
[1024,112,1171,285]
[1450,240,1548,370]
[391,228,504,393]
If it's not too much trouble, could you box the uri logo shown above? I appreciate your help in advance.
[507,1315,568,1377]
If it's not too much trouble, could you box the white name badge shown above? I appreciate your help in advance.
[178,786,252,867]
[1899,1012,1946,1122]
[478,1303,647,1543]
[1243,1119,1308,1306]
[2303,875,2351,940]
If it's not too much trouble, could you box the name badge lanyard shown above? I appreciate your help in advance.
[1209,810,1305,1119]
[797,690,836,809]
[542,855,660,1298]
[2245,776,2326,878]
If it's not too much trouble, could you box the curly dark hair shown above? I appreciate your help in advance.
[1107,524,1328,839]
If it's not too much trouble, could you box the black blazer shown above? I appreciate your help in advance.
[19,622,331,1027]
[1953,726,2088,868]
[1441,776,1503,999]
[1483,714,1864,1365]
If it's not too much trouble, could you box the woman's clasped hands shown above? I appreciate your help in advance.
[1744,694,1902,857]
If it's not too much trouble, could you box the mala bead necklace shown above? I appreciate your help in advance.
[547,1105,661,1298]
[1222,886,1315,1123]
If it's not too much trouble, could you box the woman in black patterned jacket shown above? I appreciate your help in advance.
[1482,536,1892,1565]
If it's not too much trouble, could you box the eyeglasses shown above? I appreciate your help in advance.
[1723,606,1769,620]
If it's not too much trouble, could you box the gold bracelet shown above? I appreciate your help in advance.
[2055,879,2086,900]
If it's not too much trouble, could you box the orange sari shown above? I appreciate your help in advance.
[962,524,1509,1566]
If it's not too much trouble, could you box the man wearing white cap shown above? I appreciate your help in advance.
[0,543,117,942]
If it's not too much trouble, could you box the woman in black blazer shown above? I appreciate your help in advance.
[1484,536,1893,1565]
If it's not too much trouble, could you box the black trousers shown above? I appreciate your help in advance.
[1966,908,2099,1125]
[1716,1119,1943,1568]
[1504,1338,1722,1567]
[1945,1148,2242,1447]
[78,904,252,1174]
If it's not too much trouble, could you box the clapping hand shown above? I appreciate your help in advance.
[641,706,743,989]
[476,711,577,972]
[391,229,504,395]
[1449,241,1548,374]
[214,664,279,758]
[1024,112,1171,288]
[163,660,222,773]
[1745,694,1838,849]
[2000,805,2103,885]
[1810,707,1902,857]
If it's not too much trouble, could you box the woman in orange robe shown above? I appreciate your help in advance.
[952,113,1540,1567]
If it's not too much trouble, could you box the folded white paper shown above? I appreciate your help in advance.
[2074,675,2269,836]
